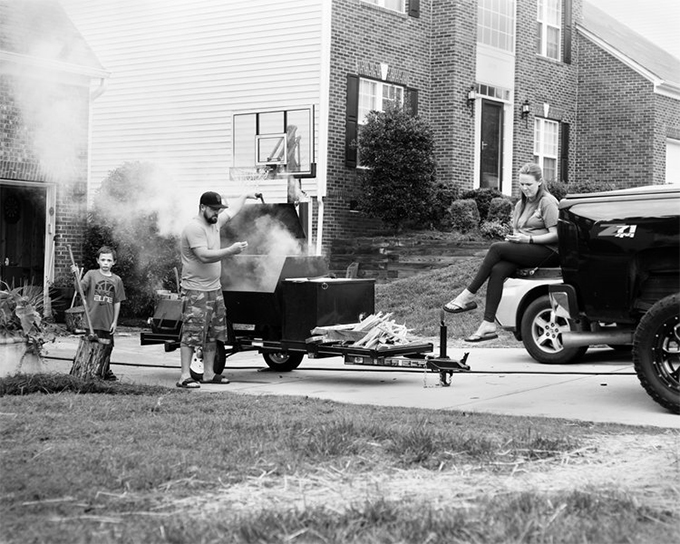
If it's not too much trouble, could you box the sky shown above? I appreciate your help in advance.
[588,0,680,60]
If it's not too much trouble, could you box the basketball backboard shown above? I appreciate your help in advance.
[232,106,315,179]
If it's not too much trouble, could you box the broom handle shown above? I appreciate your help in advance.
[67,245,96,337]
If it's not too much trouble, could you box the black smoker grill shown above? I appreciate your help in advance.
[142,203,446,374]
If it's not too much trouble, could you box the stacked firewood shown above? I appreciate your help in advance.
[310,312,412,349]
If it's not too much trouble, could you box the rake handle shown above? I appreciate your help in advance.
[67,245,96,338]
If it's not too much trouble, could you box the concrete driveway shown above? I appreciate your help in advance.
[35,332,679,430]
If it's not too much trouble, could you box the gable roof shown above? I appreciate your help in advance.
[579,1,680,98]
[0,0,107,77]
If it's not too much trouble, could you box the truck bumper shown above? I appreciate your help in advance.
[549,285,634,348]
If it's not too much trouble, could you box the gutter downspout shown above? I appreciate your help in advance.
[315,0,332,256]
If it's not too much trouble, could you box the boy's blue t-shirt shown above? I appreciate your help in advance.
[81,269,126,331]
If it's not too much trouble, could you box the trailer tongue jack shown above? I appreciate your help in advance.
[423,312,470,387]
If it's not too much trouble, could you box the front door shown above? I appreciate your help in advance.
[480,100,503,190]
[0,183,48,287]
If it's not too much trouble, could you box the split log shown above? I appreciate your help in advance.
[70,337,112,379]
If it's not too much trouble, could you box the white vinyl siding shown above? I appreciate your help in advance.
[60,0,323,208]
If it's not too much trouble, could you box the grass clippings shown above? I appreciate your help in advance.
[1,375,678,543]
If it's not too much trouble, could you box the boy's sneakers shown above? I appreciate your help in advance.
[104,370,118,381]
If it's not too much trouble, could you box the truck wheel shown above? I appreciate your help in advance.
[262,351,304,372]
[632,294,680,414]
[520,295,588,364]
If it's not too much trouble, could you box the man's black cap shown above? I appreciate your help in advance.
[200,191,228,209]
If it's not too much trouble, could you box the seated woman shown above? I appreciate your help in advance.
[443,162,560,342]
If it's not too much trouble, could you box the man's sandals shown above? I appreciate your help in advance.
[176,378,200,389]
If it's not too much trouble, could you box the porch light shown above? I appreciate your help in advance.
[466,86,476,113]
[520,99,531,127]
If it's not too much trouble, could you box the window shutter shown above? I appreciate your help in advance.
[408,0,420,18]
[409,88,419,116]
[560,122,570,183]
[563,0,572,64]
[345,74,359,168]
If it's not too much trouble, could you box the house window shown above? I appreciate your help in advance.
[361,0,406,13]
[533,118,559,181]
[478,0,515,52]
[537,0,562,61]
[358,78,404,124]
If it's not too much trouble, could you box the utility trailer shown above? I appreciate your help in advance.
[140,203,469,385]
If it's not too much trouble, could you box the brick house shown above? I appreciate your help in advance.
[0,0,107,291]
[5,0,678,291]
[575,2,680,186]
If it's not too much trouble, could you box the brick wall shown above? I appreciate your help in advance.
[574,38,654,188]
[430,0,477,191]
[325,0,431,249]
[0,72,90,282]
[513,0,580,189]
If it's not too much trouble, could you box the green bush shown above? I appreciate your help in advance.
[567,179,617,194]
[546,180,568,201]
[356,104,437,230]
[84,162,181,320]
[487,197,513,225]
[448,199,480,233]
[480,220,512,240]
[459,188,504,222]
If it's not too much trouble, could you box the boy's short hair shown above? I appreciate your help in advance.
[97,246,117,261]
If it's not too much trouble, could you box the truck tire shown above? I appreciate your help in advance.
[632,294,680,414]
[520,295,588,364]
[262,351,304,372]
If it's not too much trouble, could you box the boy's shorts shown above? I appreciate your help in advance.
[180,289,227,349]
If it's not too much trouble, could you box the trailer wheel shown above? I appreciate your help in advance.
[632,294,680,414]
[520,295,588,364]
[189,341,226,382]
[262,351,304,372]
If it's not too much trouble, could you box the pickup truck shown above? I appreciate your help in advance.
[496,185,679,413]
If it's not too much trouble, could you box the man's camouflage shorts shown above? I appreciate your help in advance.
[180,289,227,348]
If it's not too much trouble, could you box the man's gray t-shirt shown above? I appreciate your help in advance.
[180,216,222,291]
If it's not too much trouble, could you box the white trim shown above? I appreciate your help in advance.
[0,50,109,79]
[316,0,332,254]
[0,180,57,304]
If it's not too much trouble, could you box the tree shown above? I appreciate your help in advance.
[84,162,181,320]
[356,104,437,230]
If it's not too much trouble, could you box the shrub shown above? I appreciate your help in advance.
[546,180,568,201]
[480,220,512,240]
[85,162,181,320]
[459,188,504,222]
[487,197,513,225]
[356,104,437,230]
[567,179,617,194]
[448,199,480,233]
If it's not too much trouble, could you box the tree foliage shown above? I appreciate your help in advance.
[356,104,437,230]
[84,162,180,320]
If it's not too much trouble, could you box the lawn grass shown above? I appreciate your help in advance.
[375,256,521,346]
[1,376,677,544]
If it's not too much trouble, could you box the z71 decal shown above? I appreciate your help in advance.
[597,224,638,238]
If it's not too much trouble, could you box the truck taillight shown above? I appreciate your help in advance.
[558,220,579,269]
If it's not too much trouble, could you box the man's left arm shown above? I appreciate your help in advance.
[219,193,261,226]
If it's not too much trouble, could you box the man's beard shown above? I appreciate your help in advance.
[203,210,218,223]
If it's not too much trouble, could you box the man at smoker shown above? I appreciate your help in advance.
[176,190,260,389]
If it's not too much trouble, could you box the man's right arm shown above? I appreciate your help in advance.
[192,242,248,263]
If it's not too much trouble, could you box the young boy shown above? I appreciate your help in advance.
[72,246,126,380]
